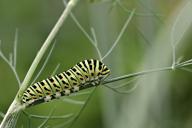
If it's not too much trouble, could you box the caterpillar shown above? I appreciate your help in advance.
[21,59,110,107]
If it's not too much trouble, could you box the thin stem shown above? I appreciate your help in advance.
[9,53,13,66]
[170,1,191,69]
[102,67,172,84]
[63,0,103,60]
[104,77,139,94]
[31,42,56,84]
[0,47,21,86]
[62,0,95,45]
[115,0,164,17]
[103,85,128,94]
[137,0,165,24]
[90,27,102,60]
[31,113,73,119]
[171,22,176,69]
[171,39,176,69]
[37,108,55,128]
[176,62,192,68]
[176,59,192,67]
[134,25,152,46]
[101,9,135,60]
[104,82,138,94]
[51,63,60,76]
[62,98,85,105]
[171,1,191,47]
[13,29,18,68]
[67,87,96,128]
[23,111,73,119]
[181,67,192,73]
[54,117,74,128]
[175,56,184,65]
[111,77,138,89]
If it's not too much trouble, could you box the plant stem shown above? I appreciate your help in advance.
[102,66,172,84]
[101,9,135,60]
[0,0,79,127]
[13,29,18,69]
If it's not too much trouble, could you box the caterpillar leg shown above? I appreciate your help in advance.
[55,92,61,98]
[61,89,71,96]
[44,95,52,102]
[72,86,79,92]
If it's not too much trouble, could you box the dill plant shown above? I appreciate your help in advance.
[0,0,192,128]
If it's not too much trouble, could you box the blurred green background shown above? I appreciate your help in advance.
[1,0,192,128]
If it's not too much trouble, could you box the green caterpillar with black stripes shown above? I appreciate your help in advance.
[22,59,110,107]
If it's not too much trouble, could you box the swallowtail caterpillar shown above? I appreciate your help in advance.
[21,59,110,107]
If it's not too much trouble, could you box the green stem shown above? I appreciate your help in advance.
[103,66,172,84]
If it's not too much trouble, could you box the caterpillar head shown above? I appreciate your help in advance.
[98,62,110,81]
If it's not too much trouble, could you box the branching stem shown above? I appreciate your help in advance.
[101,9,135,60]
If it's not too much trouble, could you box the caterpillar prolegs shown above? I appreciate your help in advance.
[21,59,110,106]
